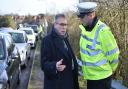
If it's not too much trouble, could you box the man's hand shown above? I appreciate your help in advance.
[56,59,66,71]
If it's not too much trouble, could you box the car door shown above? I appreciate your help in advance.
[4,35,20,88]
[0,39,5,61]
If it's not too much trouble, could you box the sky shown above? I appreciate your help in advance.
[0,0,79,15]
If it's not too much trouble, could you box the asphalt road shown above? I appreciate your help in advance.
[16,49,35,89]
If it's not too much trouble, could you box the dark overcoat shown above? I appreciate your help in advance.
[40,28,79,89]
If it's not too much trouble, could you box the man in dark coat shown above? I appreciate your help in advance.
[40,14,79,89]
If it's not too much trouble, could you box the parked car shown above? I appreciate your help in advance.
[0,33,21,89]
[0,30,31,69]
[19,27,36,48]
[25,25,41,40]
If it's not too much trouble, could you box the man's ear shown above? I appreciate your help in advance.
[91,12,96,18]
[54,23,57,28]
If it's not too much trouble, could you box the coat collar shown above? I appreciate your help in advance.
[82,16,98,32]
[50,26,70,59]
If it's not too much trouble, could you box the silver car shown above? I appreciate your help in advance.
[19,27,36,48]
[0,33,21,89]
[0,30,31,69]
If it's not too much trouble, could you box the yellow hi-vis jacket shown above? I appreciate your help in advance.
[79,20,120,80]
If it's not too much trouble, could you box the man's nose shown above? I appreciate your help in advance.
[63,25,67,28]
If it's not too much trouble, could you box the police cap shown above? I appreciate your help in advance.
[77,2,97,18]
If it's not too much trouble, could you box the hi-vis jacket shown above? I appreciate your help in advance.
[79,20,120,80]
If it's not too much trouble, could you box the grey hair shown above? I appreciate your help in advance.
[54,14,66,22]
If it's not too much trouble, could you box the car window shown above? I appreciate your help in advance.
[9,32,25,43]
[0,39,5,60]
[23,30,32,35]
[4,35,14,55]
[27,25,38,33]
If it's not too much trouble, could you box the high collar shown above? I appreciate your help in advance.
[82,16,98,32]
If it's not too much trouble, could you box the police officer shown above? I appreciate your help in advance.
[77,2,119,89]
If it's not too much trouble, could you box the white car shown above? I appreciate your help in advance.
[25,25,40,40]
[0,30,31,68]
[19,27,36,48]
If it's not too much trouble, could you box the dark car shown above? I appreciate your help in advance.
[0,33,21,89]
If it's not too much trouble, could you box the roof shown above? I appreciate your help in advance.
[19,27,33,31]
[0,32,11,39]
[0,29,25,34]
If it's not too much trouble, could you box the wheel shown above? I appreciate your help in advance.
[5,82,10,89]
[17,66,21,85]
[31,43,36,49]
[21,63,26,70]
[27,52,30,60]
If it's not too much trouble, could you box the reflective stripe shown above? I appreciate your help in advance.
[77,59,83,67]
[80,47,102,56]
[110,58,119,64]
[76,59,83,76]
[86,45,94,50]
[91,24,106,50]
[82,59,107,67]
[105,47,119,56]
[80,34,100,45]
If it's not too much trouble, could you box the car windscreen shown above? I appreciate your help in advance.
[9,32,25,43]
[23,30,32,35]
[27,26,38,33]
[0,39,5,60]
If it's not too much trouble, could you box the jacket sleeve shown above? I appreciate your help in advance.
[99,27,120,72]
[40,37,57,78]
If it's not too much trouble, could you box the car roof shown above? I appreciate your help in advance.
[0,29,25,34]
[0,27,15,31]
[26,24,38,26]
[0,32,12,39]
[19,27,33,31]
[7,30,25,33]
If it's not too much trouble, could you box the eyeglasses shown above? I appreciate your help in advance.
[56,23,68,26]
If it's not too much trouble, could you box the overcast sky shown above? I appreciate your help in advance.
[0,0,79,15]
